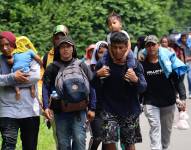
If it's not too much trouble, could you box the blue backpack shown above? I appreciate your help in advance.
[54,59,90,104]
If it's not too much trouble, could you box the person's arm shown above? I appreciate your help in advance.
[170,72,186,110]
[42,52,48,69]
[0,73,16,86]
[80,61,96,121]
[42,64,54,120]
[33,54,43,67]
[80,62,96,109]
[0,70,30,86]
[87,86,96,122]
[125,61,147,93]
[170,72,186,100]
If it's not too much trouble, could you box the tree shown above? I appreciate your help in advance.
[1,0,189,56]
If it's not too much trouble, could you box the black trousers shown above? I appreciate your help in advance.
[0,116,40,150]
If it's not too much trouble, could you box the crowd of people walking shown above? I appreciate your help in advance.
[0,12,190,150]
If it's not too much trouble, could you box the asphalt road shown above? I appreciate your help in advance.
[136,100,191,150]
[88,79,191,150]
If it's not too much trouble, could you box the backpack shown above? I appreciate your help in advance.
[54,59,90,104]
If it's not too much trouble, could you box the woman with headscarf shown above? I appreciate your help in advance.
[0,31,41,150]
[89,41,108,150]
[83,44,96,65]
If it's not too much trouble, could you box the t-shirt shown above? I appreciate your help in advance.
[141,60,176,107]
[12,49,36,72]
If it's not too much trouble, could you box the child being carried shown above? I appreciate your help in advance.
[8,36,43,100]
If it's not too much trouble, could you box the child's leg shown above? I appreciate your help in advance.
[15,87,21,100]
[30,85,35,98]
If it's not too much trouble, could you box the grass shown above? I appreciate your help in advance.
[0,117,56,150]
[0,75,56,149]
[36,117,56,150]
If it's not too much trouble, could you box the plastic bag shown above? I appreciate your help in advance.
[174,111,190,130]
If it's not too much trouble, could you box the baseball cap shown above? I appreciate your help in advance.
[57,36,75,47]
[53,25,69,35]
[145,35,159,45]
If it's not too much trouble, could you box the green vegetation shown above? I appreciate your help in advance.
[0,0,191,56]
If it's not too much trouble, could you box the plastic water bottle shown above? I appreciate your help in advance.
[51,90,59,100]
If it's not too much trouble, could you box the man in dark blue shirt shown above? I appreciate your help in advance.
[92,32,147,150]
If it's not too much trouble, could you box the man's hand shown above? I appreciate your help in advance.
[124,68,138,83]
[44,108,54,120]
[87,110,95,122]
[177,100,186,111]
[138,54,145,61]
[14,70,29,83]
[96,65,110,78]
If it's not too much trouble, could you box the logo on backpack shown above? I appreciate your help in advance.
[54,59,90,103]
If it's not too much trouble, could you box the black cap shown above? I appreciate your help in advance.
[57,36,75,48]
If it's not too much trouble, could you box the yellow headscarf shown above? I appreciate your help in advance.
[14,36,37,54]
[46,48,54,68]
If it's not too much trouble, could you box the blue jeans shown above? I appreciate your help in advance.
[0,117,40,150]
[54,111,86,150]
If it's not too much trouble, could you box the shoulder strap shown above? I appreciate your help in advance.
[53,59,76,72]
[53,61,62,68]
[54,59,84,74]
[72,58,82,66]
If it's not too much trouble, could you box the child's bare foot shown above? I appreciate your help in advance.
[16,92,20,100]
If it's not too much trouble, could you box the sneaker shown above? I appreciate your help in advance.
[189,94,191,99]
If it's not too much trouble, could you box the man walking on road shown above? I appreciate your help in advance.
[141,35,187,150]
[92,32,147,150]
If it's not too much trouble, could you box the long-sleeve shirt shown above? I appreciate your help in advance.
[92,54,147,117]
[42,58,96,111]
[0,55,41,118]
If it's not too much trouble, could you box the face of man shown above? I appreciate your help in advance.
[145,42,159,57]
[59,42,73,61]
[0,38,14,56]
[53,32,66,47]
[110,42,128,61]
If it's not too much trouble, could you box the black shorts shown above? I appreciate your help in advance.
[92,111,142,145]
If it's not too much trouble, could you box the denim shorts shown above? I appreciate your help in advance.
[96,111,142,145]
